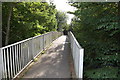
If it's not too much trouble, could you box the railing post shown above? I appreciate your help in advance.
[79,49,84,78]
[31,37,34,60]
[43,34,44,50]
[0,48,3,79]
[52,31,53,41]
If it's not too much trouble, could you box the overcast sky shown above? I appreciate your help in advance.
[51,0,76,24]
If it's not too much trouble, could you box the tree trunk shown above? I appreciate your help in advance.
[5,4,13,45]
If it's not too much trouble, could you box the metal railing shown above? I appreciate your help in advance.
[0,31,62,80]
[68,31,84,78]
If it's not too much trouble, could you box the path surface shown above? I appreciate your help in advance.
[22,36,72,78]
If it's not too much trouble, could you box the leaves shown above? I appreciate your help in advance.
[69,2,120,78]
[2,2,58,45]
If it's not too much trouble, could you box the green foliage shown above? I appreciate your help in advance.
[85,67,118,78]
[56,11,69,31]
[69,2,120,78]
[2,2,58,45]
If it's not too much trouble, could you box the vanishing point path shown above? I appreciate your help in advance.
[22,36,74,78]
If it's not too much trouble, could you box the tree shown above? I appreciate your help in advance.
[5,3,14,45]
[69,2,120,78]
[2,2,58,46]
[56,11,68,31]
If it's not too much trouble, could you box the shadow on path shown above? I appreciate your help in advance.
[22,36,71,78]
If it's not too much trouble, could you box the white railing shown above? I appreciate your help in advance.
[68,31,84,78]
[0,31,62,80]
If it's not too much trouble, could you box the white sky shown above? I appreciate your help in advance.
[49,0,76,24]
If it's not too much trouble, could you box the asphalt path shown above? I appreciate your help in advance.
[22,36,72,78]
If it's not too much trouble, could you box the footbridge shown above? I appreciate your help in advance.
[0,31,84,80]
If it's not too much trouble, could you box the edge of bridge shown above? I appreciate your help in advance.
[15,35,76,78]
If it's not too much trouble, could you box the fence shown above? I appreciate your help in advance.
[68,31,84,78]
[0,31,62,80]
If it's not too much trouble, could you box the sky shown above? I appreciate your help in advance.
[48,0,76,24]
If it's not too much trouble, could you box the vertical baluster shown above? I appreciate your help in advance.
[79,49,84,78]
[46,34,47,47]
[26,42,28,63]
[50,32,51,43]
[31,38,34,60]
[9,47,13,78]
[17,45,20,73]
[25,42,27,65]
[43,35,44,50]
[19,44,22,71]
[33,38,35,58]
[21,43,24,69]
[12,46,15,77]
[14,45,17,75]
[6,48,10,79]
[41,36,43,51]
[48,33,50,45]
[37,38,39,54]
[25,42,27,64]
[35,38,36,57]
[45,34,46,48]
[34,39,36,57]
[30,39,32,60]
[50,33,51,43]
[36,38,37,56]
[47,34,49,47]
[49,33,50,45]
[39,36,42,52]
[23,43,25,66]
[24,43,26,66]
[43,35,45,49]
[34,38,37,57]
[39,37,41,53]
[46,34,48,47]
[27,41,30,63]
[38,36,41,52]
[77,47,79,77]
[28,40,30,61]
[30,39,33,60]
[46,34,49,47]
[17,44,20,72]
[46,34,47,46]
[39,37,41,52]
[3,49,7,79]
[47,34,48,46]
[45,35,46,48]
[15,45,17,74]
[0,49,4,79]
[78,48,80,78]
[37,37,38,54]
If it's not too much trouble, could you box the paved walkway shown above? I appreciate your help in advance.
[22,36,72,78]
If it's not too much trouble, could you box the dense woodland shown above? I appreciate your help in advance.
[2,2,120,79]
[69,2,120,78]
[2,2,68,46]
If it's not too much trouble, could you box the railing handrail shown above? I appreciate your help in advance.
[1,37,32,49]
[68,31,84,78]
[32,31,53,39]
[0,31,62,79]
[1,31,55,49]
[69,31,83,49]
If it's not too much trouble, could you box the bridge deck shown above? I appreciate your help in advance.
[22,36,73,78]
